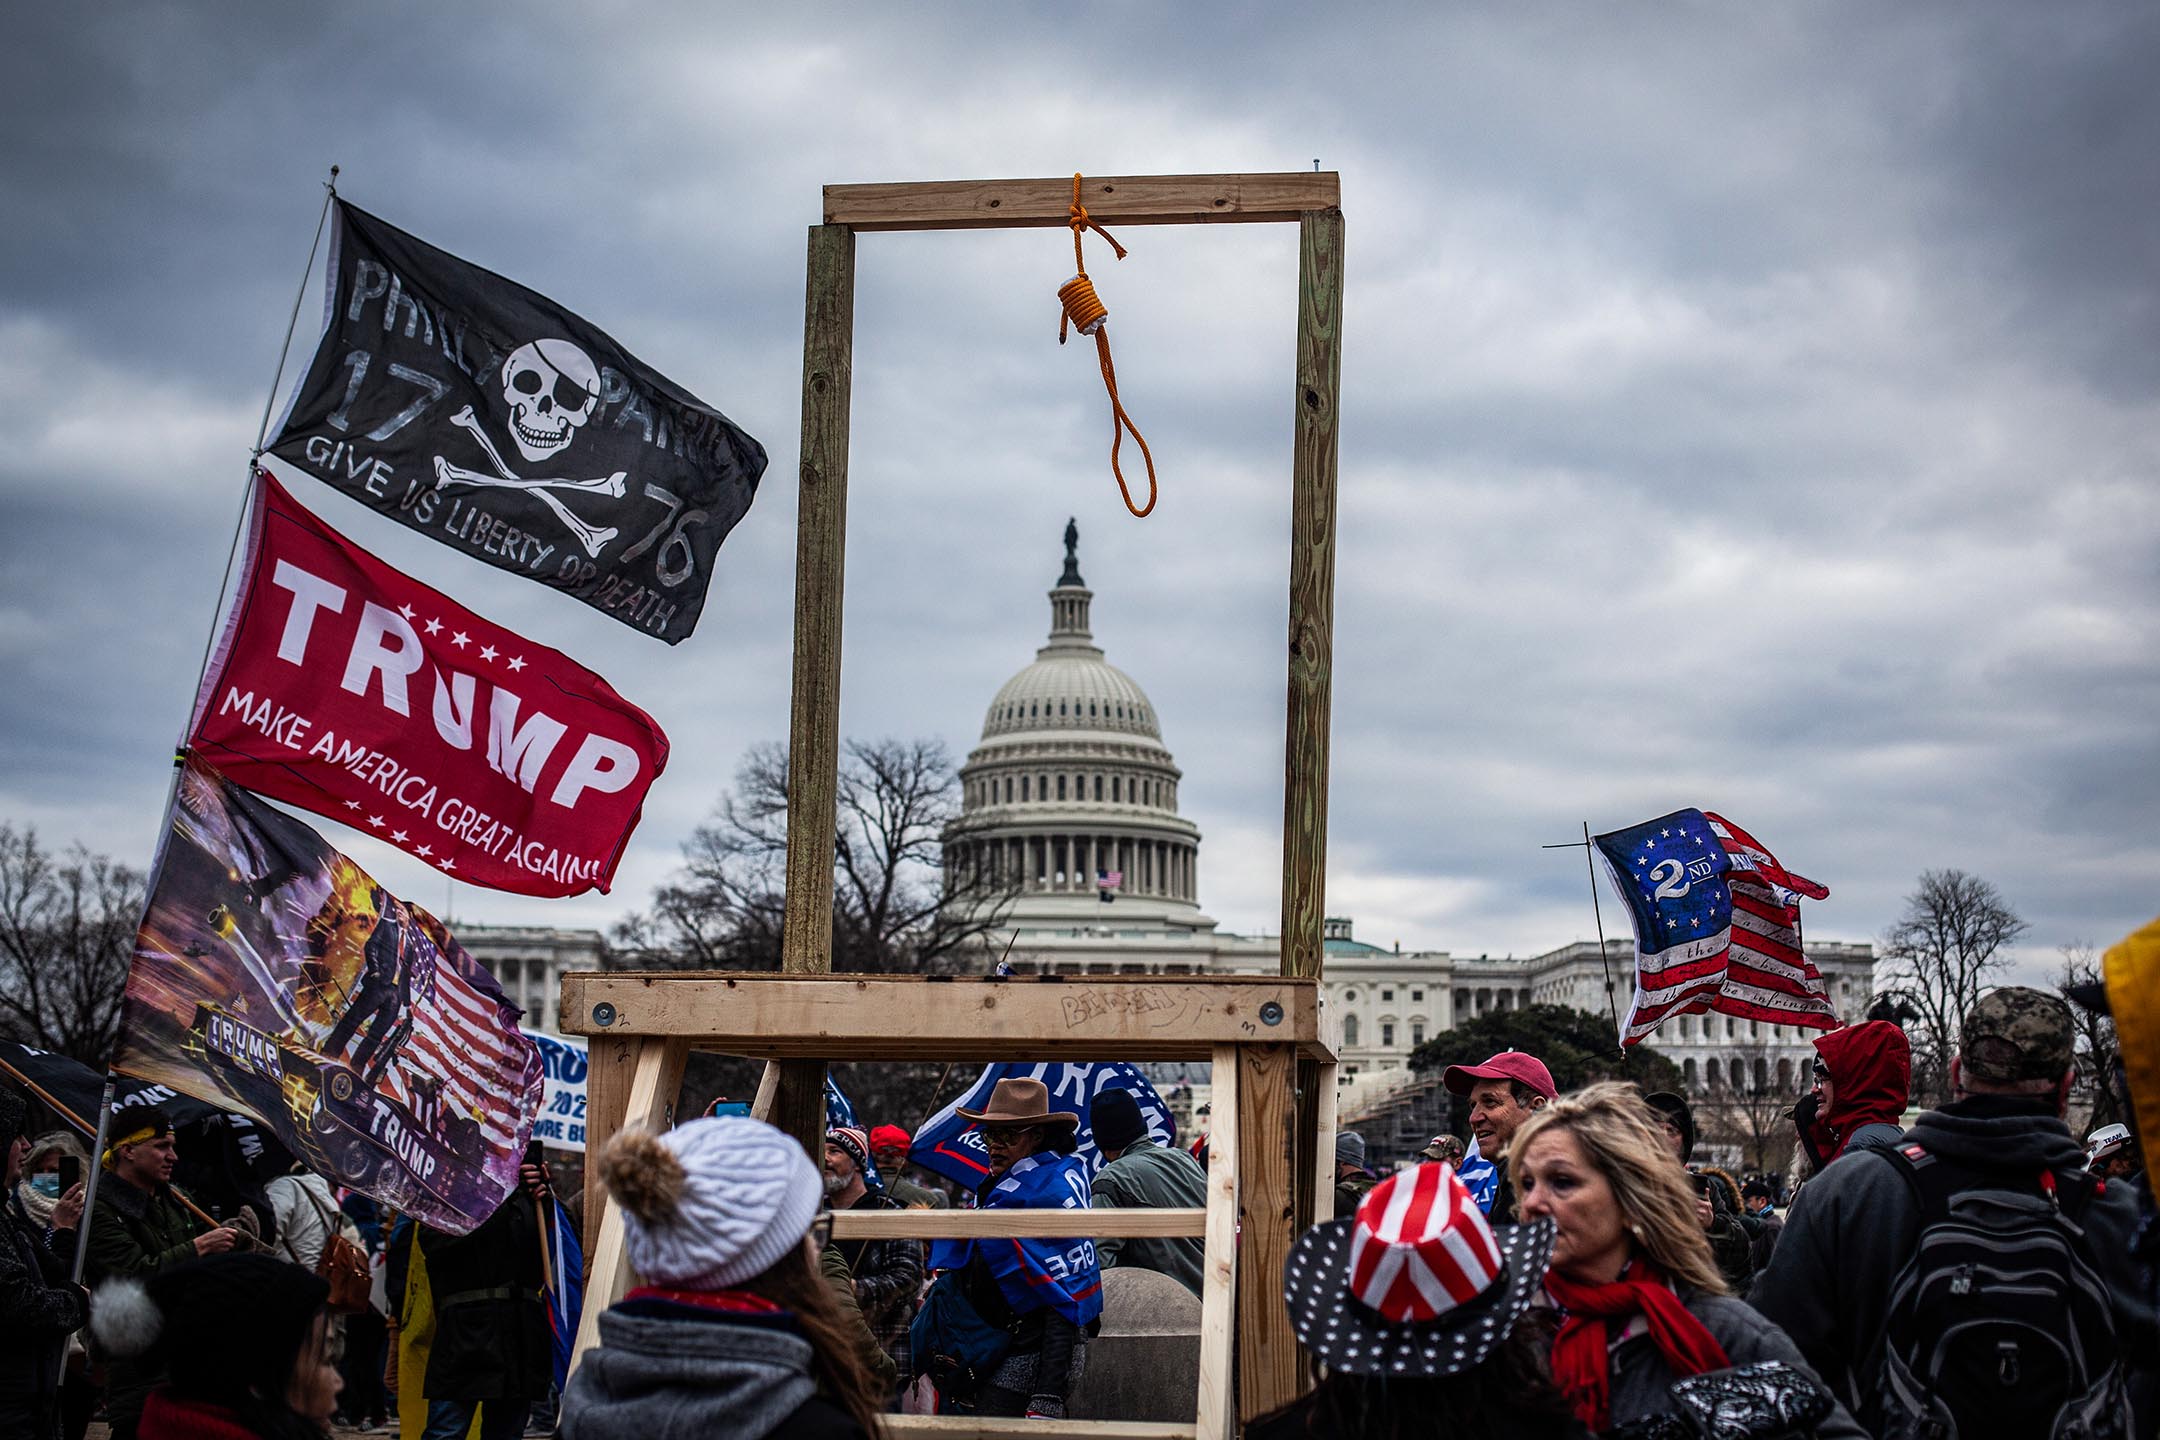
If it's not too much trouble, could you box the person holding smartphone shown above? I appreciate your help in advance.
[2,1086,91,1440]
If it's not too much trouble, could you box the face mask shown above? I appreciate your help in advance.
[28,1174,61,1197]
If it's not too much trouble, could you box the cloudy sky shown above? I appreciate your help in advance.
[4,5,2154,988]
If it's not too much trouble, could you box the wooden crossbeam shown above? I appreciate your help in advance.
[560,973,1325,1060]
[830,1208,1204,1240]
[825,172,1339,231]
[887,1420,1194,1440]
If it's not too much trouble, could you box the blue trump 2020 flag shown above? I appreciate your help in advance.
[1594,808,1735,1046]
[909,1062,1175,1191]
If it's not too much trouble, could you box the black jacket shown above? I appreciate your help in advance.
[0,1198,87,1440]
[1751,1094,2157,1425]
[418,1188,551,1401]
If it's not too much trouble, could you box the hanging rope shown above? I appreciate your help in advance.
[1057,173,1157,518]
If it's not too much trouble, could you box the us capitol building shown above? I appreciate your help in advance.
[469,524,1875,1111]
[937,524,1877,1102]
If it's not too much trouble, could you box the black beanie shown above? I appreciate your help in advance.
[1089,1088,1148,1156]
[1643,1091,1697,1162]
[146,1253,329,1407]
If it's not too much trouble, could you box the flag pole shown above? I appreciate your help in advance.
[252,165,339,459]
[1542,828,1626,1048]
[70,1078,116,1284]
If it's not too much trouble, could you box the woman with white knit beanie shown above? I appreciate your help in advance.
[560,1116,885,1440]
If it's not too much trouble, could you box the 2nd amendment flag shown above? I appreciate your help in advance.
[268,200,766,644]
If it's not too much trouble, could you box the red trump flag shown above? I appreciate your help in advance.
[188,472,668,896]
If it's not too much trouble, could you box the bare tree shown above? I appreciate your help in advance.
[614,738,1019,975]
[2058,941,2121,1135]
[1878,869,2026,1106]
[0,826,145,1066]
[1694,1037,1804,1173]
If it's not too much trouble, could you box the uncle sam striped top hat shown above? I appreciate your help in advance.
[1281,1161,1554,1376]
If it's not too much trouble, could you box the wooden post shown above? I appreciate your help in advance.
[570,1037,688,1368]
[776,222,857,1158]
[581,1032,636,1257]
[1278,208,1344,1253]
[1235,1041,1298,1423]
[1196,1046,1242,1440]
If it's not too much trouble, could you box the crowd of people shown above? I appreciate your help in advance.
[2,981,2150,1438]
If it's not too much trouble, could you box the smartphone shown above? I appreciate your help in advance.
[523,1140,546,1170]
[1689,1172,1711,1196]
[57,1155,81,1192]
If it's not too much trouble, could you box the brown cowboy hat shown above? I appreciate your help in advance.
[956,1077,1080,1130]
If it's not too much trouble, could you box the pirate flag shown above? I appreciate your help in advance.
[266,200,766,644]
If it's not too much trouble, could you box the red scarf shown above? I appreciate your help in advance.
[137,1391,264,1440]
[1543,1257,1730,1432]
[626,1284,784,1315]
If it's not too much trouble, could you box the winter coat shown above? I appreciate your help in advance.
[264,1173,340,1271]
[87,1177,210,1433]
[1596,1287,1867,1439]
[0,1196,88,1440]
[1246,1383,1592,1440]
[836,1187,922,1378]
[561,1298,865,1440]
[417,1188,550,1401]
[1745,1207,1783,1274]
[1694,1167,1755,1296]
[1803,1022,1909,1168]
[819,1233,897,1390]
[1090,1141,1208,1295]
[136,1390,272,1439]
[1750,1094,2158,1430]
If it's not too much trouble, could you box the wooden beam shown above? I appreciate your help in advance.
[569,1037,688,1372]
[561,974,1324,1060]
[886,1418,1194,1440]
[1195,1046,1241,1440]
[824,172,1340,232]
[1312,1062,1340,1224]
[830,1208,1204,1240]
[580,1032,636,1260]
[1235,1042,1298,1423]
[775,221,856,1158]
[1277,207,1345,986]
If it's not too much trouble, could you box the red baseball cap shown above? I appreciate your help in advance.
[1441,1051,1556,1100]
[868,1124,913,1153]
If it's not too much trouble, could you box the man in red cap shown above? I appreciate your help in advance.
[1442,1051,1556,1224]
[867,1124,949,1209]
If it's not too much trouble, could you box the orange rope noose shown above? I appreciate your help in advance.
[1057,173,1157,518]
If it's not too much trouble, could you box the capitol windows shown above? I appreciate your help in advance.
[1093,775,1103,801]
[1057,776,1067,800]
[1381,988,1394,1002]
[1111,777,1121,801]
[1411,989,1423,1002]
[1380,1022,1395,1048]
[1778,1058,1794,1090]
[1343,1014,1359,1046]
[1004,777,1013,803]
[1684,1058,1700,1088]
[1706,1058,1723,1088]
[1021,777,1030,801]
[1410,1020,1425,1046]
[1059,700,1068,716]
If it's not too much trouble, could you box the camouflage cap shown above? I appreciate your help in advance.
[1960,986,2075,1086]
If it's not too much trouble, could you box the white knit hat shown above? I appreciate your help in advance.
[599,1116,822,1290]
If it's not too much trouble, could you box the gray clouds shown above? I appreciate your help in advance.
[2,4,2154,983]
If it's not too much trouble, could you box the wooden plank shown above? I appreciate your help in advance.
[749,1059,781,1121]
[886,1418,1193,1440]
[1312,1062,1339,1224]
[825,172,1339,231]
[1278,207,1345,986]
[569,1037,688,1373]
[830,1208,1205,1240]
[775,221,856,1158]
[580,1032,636,1259]
[1195,1046,1240,1440]
[561,974,1324,1059]
[1236,1042,1298,1423]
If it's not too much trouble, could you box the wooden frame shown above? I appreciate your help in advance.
[565,980,1314,1440]
[568,172,1344,1434]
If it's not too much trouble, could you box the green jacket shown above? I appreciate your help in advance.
[86,1178,208,1432]
[1089,1142,1207,1296]
[85,1178,206,1283]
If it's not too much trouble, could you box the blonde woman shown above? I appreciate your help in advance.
[1511,1083,1864,1438]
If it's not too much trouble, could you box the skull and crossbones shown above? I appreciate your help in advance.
[431,339,626,558]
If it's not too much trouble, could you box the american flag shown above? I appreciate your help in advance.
[1593,808,1837,1047]
[1097,868,1122,903]
[383,910,544,1162]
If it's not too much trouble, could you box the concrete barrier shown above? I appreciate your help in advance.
[1070,1265,1202,1422]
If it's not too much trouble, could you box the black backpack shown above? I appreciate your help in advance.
[1874,1140,2130,1440]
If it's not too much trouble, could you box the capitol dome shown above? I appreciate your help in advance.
[946,522,1203,931]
